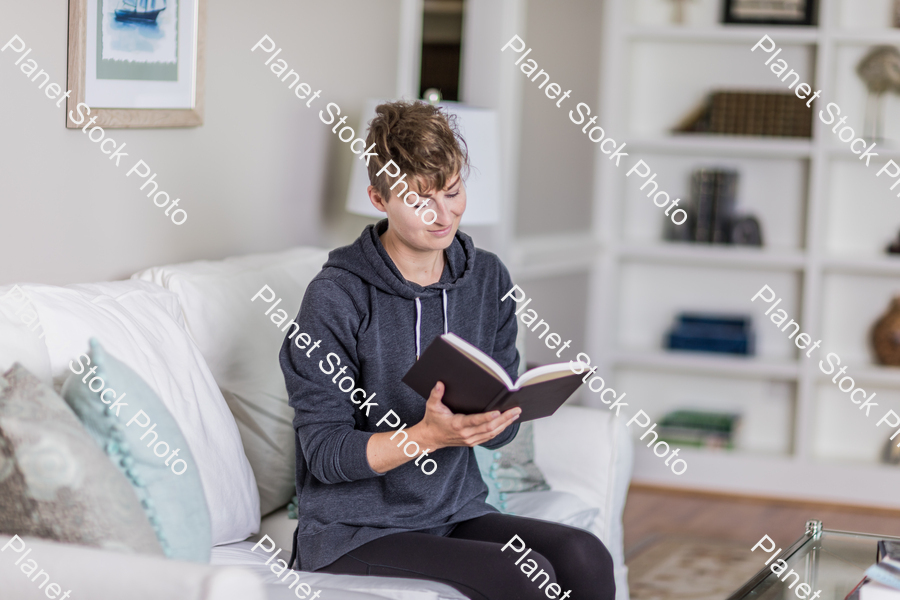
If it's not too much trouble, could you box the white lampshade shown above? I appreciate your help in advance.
[345,99,501,225]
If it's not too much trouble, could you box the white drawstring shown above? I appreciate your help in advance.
[415,297,423,360]
[442,290,449,335]
[415,291,449,360]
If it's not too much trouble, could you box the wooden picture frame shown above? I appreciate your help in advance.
[66,0,206,128]
[723,0,816,26]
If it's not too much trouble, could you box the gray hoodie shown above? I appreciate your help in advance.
[279,219,520,572]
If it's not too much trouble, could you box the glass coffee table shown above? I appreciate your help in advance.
[728,521,900,599]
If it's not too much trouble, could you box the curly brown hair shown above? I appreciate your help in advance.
[365,100,470,203]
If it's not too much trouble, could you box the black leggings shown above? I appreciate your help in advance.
[316,513,616,600]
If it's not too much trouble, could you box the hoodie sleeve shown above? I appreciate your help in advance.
[480,260,521,450]
[280,277,383,484]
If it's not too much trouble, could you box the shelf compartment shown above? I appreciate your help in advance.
[618,152,809,249]
[811,382,900,463]
[617,263,802,360]
[819,272,900,365]
[824,159,900,257]
[836,0,899,32]
[828,43,900,146]
[627,0,817,33]
[614,366,795,455]
[627,41,816,138]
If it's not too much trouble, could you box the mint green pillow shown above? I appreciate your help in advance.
[61,339,211,562]
[473,445,508,512]
[475,421,550,512]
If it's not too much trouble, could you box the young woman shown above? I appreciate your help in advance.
[279,101,615,600]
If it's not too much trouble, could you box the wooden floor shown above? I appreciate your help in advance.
[623,484,900,559]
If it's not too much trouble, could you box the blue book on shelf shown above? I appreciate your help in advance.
[666,313,755,356]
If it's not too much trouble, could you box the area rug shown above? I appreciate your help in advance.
[627,537,763,600]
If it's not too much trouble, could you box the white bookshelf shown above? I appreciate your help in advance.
[568,0,900,508]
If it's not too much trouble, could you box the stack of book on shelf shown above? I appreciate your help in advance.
[658,410,741,450]
[665,313,755,356]
[665,168,764,246]
[847,540,900,599]
[675,91,813,138]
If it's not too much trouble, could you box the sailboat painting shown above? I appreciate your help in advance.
[99,0,177,73]
[115,0,167,24]
[72,0,202,118]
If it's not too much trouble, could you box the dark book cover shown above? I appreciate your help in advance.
[402,334,585,422]
[878,540,900,563]
[664,207,695,241]
[659,409,741,433]
[692,169,717,243]
[712,170,738,244]
[665,313,755,355]
[658,409,741,450]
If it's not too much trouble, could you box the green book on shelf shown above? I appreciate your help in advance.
[658,410,741,450]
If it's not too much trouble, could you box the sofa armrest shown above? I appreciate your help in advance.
[0,535,265,600]
[532,405,633,538]
[532,405,633,599]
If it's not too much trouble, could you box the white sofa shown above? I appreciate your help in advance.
[0,246,633,600]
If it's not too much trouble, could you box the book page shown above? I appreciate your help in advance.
[442,333,514,389]
[513,361,590,390]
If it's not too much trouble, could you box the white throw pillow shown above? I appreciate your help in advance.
[11,280,260,546]
[503,490,600,531]
[134,247,331,516]
[0,285,53,385]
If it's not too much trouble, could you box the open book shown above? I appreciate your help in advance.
[401,333,588,422]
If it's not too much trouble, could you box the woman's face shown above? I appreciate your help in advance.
[369,173,467,253]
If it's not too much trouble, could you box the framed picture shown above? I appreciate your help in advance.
[66,0,206,128]
[723,0,816,26]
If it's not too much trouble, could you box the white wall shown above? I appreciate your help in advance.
[503,0,603,375]
[0,1,403,285]
[514,0,602,237]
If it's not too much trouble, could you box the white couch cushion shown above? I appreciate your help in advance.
[503,490,599,531]
[0,535,265,600]
[4,281,260,546]
[211,542,469,600]
[134,247,331,516]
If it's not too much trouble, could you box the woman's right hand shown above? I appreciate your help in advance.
[411,381,521,451]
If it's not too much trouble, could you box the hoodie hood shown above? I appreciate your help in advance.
[322,219,477,300]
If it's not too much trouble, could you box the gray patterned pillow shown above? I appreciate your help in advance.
[0,364,163,555]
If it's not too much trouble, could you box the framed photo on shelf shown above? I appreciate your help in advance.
[66,0,206,128]
[722,0,816,26]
